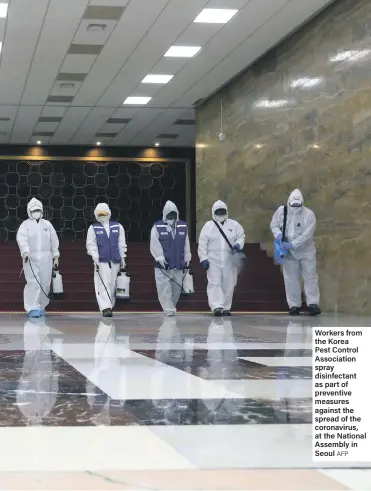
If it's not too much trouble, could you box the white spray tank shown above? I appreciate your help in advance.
[182,267,194,295]
[52,266,64,298]
[116,268,130,300]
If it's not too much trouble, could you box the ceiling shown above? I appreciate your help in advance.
[0,0,334,148]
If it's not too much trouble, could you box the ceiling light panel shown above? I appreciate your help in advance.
[0,3,8,18]
[174,119,195,125]
[68,44,103,55]
[83,5,125,20]
[123,96,151,105]
[107,118,131,124]
[47,95,74,103]
[74,19,117,45]
[50,80,82,97]
[164,46,201,58]
[142,74,173,84]
[38,117,63,123]
[56,73,87,82]
[194,9,238,24]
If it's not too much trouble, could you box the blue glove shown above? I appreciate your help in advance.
[282,242,294,250]
[201,260,210,270]
[232,244,242,252]
[275,233,282,242]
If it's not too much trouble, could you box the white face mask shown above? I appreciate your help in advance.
[32,211,42,220]
[166,219,175,227]
[215,215,226,222]
[98,214,109,223]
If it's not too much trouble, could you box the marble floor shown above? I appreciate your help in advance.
[0,312,370,490]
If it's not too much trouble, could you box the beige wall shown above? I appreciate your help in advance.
[196,0,371,314]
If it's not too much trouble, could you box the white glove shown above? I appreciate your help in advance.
[23,252,30,263]
[53,257,59,268]
[121,258,126,269]
[92,254,99,267]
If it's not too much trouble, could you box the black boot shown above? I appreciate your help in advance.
[308,304,321,316]
[223,310,232,316]
[289,307,300,316]
[102,308,113,318]
[213,308,223,317]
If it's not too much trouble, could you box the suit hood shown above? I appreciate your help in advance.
[287,189,304,207]
[27,198,43,219]
[211,200,228,220]
[94,203,111,223]
[162,201,179,222]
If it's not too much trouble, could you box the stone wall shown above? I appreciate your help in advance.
[196,0,371,313]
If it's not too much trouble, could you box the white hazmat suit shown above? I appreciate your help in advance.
[16,198,60,315]
[17,318,60,426]
[198,200,245,314]
[150,201,191,316]
[270,189,320,313]
[86,203,127,314]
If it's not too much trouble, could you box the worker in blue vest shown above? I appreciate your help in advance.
[86,203,127,317]
[150,201,191,316]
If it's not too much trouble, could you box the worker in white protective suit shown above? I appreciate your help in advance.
[16,198,60,318]
[198,200,245,316]
[86,203,127,318]
[270,189,321,316]
[150,201,191,316]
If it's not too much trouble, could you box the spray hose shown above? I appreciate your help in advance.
[159,267,191,294]
[96,264,113,307]
[27,259,52,300]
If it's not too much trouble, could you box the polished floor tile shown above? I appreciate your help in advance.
[0,469,351,490]
[0,312,367,490]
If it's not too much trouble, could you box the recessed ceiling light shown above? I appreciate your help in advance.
[96,141,101,146]
[0,3,8,18]
[164,46,201,58]
[255,100,288,108]
[194,8,238,24]
[312,144,320,149]
[329,50,370,62]
[123,96,151,105]
[60,83,75,88]
[142,74,173,84]
[154,142,160,147]
[255,144,263,149]
[36,140,41,145]
[290,77,323,88]
[87,23,106,31]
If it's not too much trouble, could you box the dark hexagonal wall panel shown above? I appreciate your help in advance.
[0,159,187,240]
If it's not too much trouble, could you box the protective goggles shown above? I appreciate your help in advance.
[290,202,302,208]
[97,211,109,216]
[214,208,227,216]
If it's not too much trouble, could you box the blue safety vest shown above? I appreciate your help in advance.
[93,221,121,263]
[155,220,187,270]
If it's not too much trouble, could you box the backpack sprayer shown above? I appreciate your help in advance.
[95,263,131,303]
[116,267,131,300]
[52,264,64,297]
